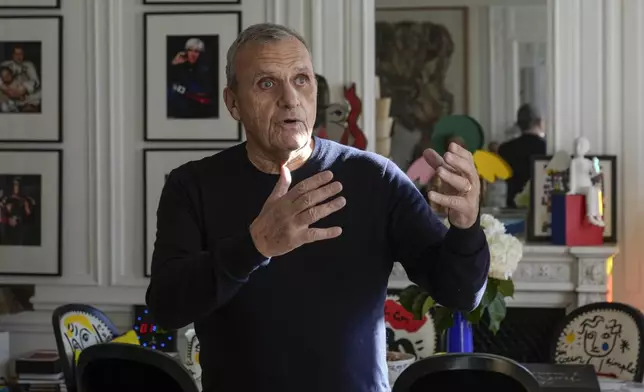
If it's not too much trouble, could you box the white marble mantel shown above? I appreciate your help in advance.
[388,244,619,313]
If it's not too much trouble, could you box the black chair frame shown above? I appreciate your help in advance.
[393,352,542,392]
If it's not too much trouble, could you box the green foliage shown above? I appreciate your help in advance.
[397,277,515,336]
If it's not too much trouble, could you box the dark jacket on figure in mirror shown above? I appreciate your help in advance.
[145,136,490,392]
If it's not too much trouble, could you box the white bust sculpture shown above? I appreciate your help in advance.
[567,136,605,227]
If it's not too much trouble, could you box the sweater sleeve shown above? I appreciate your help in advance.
[384,160,490,312]
[145,168,270,329]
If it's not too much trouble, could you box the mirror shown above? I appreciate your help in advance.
[374,0,548,215]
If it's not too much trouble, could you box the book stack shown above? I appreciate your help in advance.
[14,350,66,392]
[375,76,393,158]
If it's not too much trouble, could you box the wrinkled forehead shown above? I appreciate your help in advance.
[235,38,313,81]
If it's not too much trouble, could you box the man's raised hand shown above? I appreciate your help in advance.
[250,165,346,258]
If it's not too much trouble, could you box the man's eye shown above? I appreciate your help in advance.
[295,75,307,85]
[260,80,274,89]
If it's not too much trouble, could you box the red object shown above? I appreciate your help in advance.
[551,194,603,246]
[340,83,367,150]
[384,299,427,333]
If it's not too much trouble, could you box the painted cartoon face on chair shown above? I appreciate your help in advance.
[581,316,621,357]
[60,312,113,357]
[555,310,641,381]
[384,295,437,359]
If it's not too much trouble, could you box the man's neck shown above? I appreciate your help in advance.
[246,138,315,174]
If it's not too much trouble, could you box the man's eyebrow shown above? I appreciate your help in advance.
[253,66,312,79]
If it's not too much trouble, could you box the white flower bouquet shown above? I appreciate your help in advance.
[399,214,523,335]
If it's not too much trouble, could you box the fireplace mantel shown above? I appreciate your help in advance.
[387,244,619,313]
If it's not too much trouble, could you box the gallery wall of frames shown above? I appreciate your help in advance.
[0,0,250,279]
[0,0,374,330]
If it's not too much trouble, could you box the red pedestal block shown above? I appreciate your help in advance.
[551,194,604,246]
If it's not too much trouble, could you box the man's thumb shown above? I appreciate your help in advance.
[268,164,292,200]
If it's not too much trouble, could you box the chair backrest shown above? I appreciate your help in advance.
[182,329,201,383]
[51,304,120,392]
[392,353,542,392]
[76,343,199,392]
[551,301,644,382]
[385,290,438,359]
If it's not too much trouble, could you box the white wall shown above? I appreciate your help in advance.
[0,0,375,357]
[547,0,644,312]
[375,0,547,143]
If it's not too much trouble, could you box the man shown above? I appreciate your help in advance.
[146,23,489,392]
[167,37,216,118]
[498,103,547,208]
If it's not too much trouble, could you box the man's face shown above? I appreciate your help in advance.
[12,48,24,64]
[187,48,200,64]
[225,37,317,154]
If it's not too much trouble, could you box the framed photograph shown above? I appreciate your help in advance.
[0,149,62,276]
[0,16,62,142]
[528,155,617,243]
[143,0,239,4]
[375,7,468,170]
[144,148,221,277]
[0,0,59,8]
[144,11,242,142]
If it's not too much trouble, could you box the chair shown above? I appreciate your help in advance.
[52,304,121,392]
[392,352,542,392]
[76,342,199,392]
[385,289,439,359]
[550,301,644,382]
[182,328,202,384]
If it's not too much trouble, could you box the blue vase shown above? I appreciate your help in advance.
[445,312,474,353]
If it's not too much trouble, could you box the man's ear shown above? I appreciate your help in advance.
[223,87,241,121]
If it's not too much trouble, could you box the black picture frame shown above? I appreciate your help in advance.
[0,0,60,9]
[143,0,240,4]
[143,148,222,277]
[143,11,242,142]
[0,15,63,142]
[0,149,63,276]
[528,155,617,243]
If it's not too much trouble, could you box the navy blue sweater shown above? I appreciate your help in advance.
[146,137,490,392]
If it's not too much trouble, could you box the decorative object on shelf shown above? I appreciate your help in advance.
[385,290,438,360]
[132,305,177,352]
[339,83,367,150]
[0,16,62,142]
[144,149,221,277]
[0,0,59,9]
[398,214,523,353]
[375,76,393,157]
[0,149,62,276]
[144,0,239,4]
[312,74,349,142]
[528,150,617,243]
[144,11,242,142]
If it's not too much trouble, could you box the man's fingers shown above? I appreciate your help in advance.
[444,151,479,185]
[436,166,471,194]
[292,181,343,213]
[423,148,458,173]
[284,170,335,201]
[300,226,343,244]
[295,196,347,226]
[427,191,469,213]
[267,164,292,201]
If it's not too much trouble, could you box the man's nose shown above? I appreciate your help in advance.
[278,83,300,109]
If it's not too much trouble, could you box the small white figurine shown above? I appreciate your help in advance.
[567,136,605,227]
